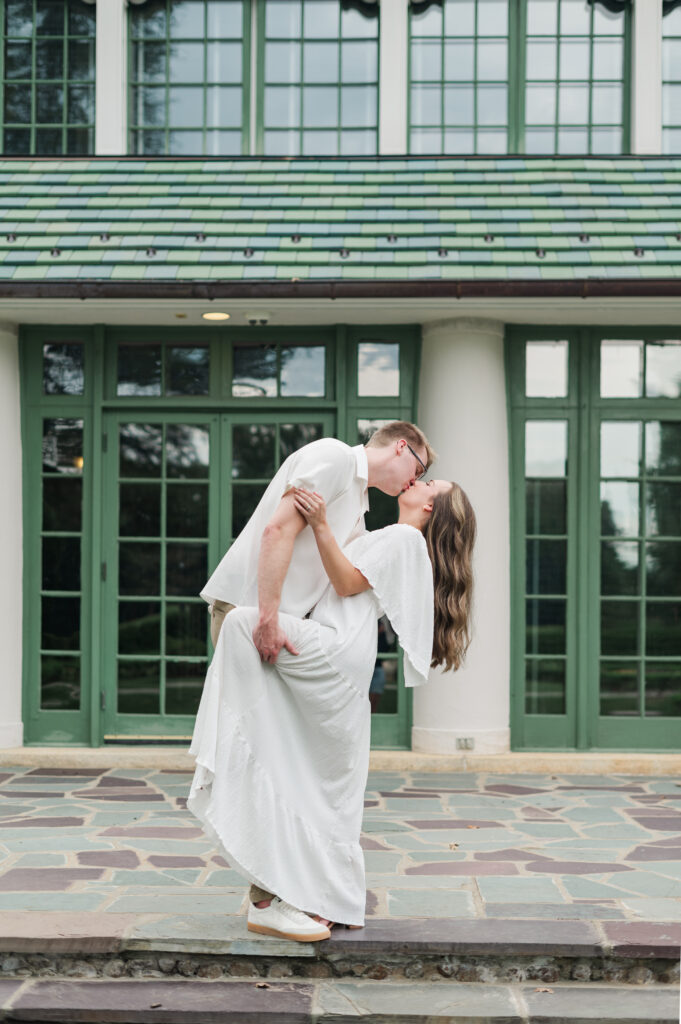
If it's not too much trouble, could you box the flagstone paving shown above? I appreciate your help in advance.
[0,765,679,941]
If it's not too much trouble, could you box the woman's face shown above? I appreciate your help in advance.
[398,478,452,511]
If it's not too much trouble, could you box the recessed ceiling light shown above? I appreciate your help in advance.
[202,312,230,321]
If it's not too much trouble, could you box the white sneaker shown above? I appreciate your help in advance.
[247,897,331,942]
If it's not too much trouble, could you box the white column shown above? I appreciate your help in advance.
[95,0,127,155]
[631,0,663,153]
[379,0,408,154]
[413,319,510,755]
[0,324,24,748]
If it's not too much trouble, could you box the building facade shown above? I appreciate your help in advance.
[0,0,679,753]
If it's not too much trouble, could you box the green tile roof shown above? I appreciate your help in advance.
[0,156,680,288]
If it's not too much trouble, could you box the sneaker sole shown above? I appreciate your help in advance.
[247,921,331,942]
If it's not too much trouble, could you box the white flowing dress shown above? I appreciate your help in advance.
[187,524,434,926]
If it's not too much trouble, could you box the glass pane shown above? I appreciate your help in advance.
[411,40,442,82]
[119,424,162,478]
[592,37,622,79]
[42,536,80,592]
[303,128,337,154]
[303,85,338,127]
[120,483,161,537]
[645,662,681,718]
[526,479,567,535]
[169,0,204,39]
[600,481,639,537]
[525,340,568,397]
[36,83,64,122]
[303,41,337,82]
[280,346,325,397]
[41,655,79,710]
[35,39,64,81]
[600,422,641,478]
[169,86,203,127]
[525,83,556,123]
[601,600,639,655]
[525,421,567,478]
[166,542,207,596]
[168,41,204,83]
[526,40,557,79]
[167,347,210,396]
[646,341,681,399]
[166,603,206,656]
[232,483,266,537]
[593,4,624,35]
[279,422,324,461]
[592,83,621,124]
[4,83,31,122]
[119,542,160,596]
[525,658,565,714]
[43,477,82,532]
[559,38,590,79]
[130,0,167,38]
[411,84,441,127]
[232,345,277,397]
[557,126,588,152]
[527,0,558,34]
[444,40,474,80]
[267,41,301,82]
[118,601,161,655]
[370,616,398,714]
[67,84,94,123]
[132,40,166,83]
[477,40,507,80]
[341,6,377,38]
[601,540,639,596]
[166,660,206,715]
[600,661,639,716]
[558,83,589,124]
[526,598,565,654]
[646,482,681,537]
[526,539,567,594]
[5,41,32,79]
[358,341,400,397]
[341,85,376,128]
[232,424,276,479]
[117,345,162,396]
[525,127,555,152]
[646,601,681,656]
[206,42,242,83]
[42,419,83,475]
[356,418,392,445]
[600,340,643,398]
[5,0,34,37]
[264,86,301,127]
[444,85,474,125]
[118,660,160,715]
[42,595,79,651]
[161,425,206,481]
[304,0,337,36]
[43,344,84,395]
[341,41,377,83]
[167,483,208,537]
[646,542,681,597]
[206,0,242,36]
[476,84,507,125]
[646,422,681,477]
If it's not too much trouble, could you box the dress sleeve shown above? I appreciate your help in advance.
[348,525,433,688]
[283,440,352,504]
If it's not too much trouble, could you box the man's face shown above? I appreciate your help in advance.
[385,439,429,495]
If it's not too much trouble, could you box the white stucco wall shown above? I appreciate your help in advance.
[413,319,510,755]
[0,324,24,747]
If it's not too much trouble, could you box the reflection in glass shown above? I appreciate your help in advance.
[167,484,208,537]
[526,598,565,654]
[168,42,204,83]
[167,347,209,396]
[646,482,681,537]
[166,542,207,596]
[645,422,681,478]
[358,342,399,397]
[166,660,206,715]
[525,421,567,478]
[280,346,325,397]
[43,477,82,532]
[166,602,206,656]
[117,345,162,396]
[43,344,85,396]
[412,40,442,81]
[207,0,243,37]
[41,655,80,711]
[526,480,566,536]
[232,424,276,479]
[119,542,160,596]
[42,537,81,592]
[645,662,681,718]
[117,660,160,714]
[601,541,639,596]
[525,658,565,714]
[601,600,639,655]
[525,340,568,397]
[646,542,681,597]
[42,419,83,475]
[303,85,338,127]
[526,539,566,594]
[280,422,324,461]
[646,341,681,398]
[600,340,642,398]
[600,661,639,716]
[600,481,639,537]
[646,601,681,656]
[118,601,161,655]
[233,483,267,537]
[120,483,161,537]
[119,424,162,478]
[267,41,301,82]
[600,422,641,478]
[41,596,80,651]
[356,419,392,445]
[233,345,277,397]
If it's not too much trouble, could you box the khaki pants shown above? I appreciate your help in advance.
[209,600,275,906]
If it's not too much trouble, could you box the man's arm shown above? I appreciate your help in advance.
[293,488,370,598]
[253,491,306,663]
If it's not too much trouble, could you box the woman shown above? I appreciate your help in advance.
[187,477,476,941]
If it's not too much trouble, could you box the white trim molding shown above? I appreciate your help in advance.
[379,0,408,154]
[95,0,127,155]
[631,0,663,153]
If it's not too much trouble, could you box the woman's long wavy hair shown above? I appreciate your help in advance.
[422,482,476,672]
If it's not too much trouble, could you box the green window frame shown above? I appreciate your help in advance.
[128,0,250,156]
[408,0,631,155]
[1,0,96,156]
[662,2,681,154]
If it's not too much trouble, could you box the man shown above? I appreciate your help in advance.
[202,421,435,661]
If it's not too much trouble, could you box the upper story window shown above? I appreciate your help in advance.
[663,3,681,153]
[409,0,630,155]
[2,0,96,155]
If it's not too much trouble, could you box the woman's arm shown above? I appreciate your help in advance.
[292,488,371,597]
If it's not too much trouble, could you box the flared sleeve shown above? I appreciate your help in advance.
[347,524,433,687]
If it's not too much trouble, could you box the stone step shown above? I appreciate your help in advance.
[0,976,678,1023]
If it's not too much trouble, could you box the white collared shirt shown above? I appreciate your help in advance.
[201,439,370,618]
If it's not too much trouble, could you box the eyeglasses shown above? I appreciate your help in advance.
[406,442,427,479]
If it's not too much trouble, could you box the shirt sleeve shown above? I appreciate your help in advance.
[347,525,434,687]
[283,440,353,504]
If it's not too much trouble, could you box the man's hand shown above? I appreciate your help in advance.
[252,615,300,663]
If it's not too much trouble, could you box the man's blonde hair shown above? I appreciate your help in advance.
[366,421,436,471]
